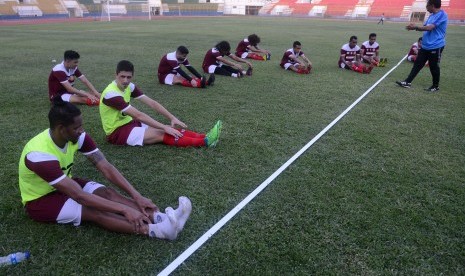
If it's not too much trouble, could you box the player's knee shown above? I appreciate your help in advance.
[93,186,119,200]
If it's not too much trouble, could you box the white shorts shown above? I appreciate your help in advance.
[407,55,416,62]
[57,181,105,226]
[240,52,249,59]
[207,64,219,74]
[283,63,295,70]
[127,123,148,146]
[164,73,182,85]
[61,93,73,102]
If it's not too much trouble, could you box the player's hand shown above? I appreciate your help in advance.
[133,195,158,216]
[246,62,253,68]
[234,64,243,71]
[171,117,187,129]
[164,125,183,138]
[406,23,416,30]
[88,94,99,102]
[122,207,151,233]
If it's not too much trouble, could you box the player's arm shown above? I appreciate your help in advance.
[185,65,203,79]
[406,23,436,31]
[61,81,93,98]
[216,56,242,70]
[85,149,158,215]
[290,54,305,66]
[122,105,182,138]
[175,67,193,81]
[229,54,253,68]
[79,75,101,98]
[137,95,186,128]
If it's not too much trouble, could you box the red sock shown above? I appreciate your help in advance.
[181,80,194,88]
[179,129,206,138]
[162,133,206,147]
[249,53,265,60]
[297,69,307,74]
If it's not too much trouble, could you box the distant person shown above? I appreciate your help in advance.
[396,0,448,92]
[235,34,271,61]
[158,46,215,89]
[377,13,385,25]
[202,41,253,78]
[407,37,423,62]
[279,41,312,74]
[339,36,374,74]
[48,50,100,106]
[19,99,192,240]
[361,33,386,67]
[100,60,222,147]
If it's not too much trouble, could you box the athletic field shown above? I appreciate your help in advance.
[0,17,464,275]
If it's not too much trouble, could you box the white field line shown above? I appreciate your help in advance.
[157,55,408,276]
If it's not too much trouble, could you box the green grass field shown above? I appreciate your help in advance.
[0,17,464,275]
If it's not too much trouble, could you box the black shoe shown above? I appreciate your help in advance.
[200,77,206,88]
[396,81,411,88]
[424,86,439,92]
[207,74,215,86]
[246,66,253,76]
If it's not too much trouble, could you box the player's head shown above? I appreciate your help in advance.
[369,33,377,44]
[427,0,441,11]
[349,36,358,48]
[293,41,302,52]
[63,50,80,70]
[49,98,83,143]
[215,41,231,55]
[248,34,260,46]
[116,60,134,90]
[176,46,189,62]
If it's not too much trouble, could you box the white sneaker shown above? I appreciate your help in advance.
[174,196,192,232]
[149,210,179,240]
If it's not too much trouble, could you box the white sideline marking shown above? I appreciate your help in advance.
[158,55,408,276]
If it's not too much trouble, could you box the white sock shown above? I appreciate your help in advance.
[148,210,178,240]
[173,196,192,232]
[232,73,238,78]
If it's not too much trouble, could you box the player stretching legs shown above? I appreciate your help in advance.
[203,41,254,78]
[279,41,313,74]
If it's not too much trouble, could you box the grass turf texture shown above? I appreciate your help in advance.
[0,17,464,274]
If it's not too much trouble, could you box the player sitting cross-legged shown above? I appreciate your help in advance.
[279,41,312,74]
[100,60,222,147]
[361,33,386,67]
[158,46,215,89]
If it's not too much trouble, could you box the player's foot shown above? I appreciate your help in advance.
[149,210,179,240]
[86,98,99,106]
[396,81,411,88]
[173,196,192,232]
[364,64,374,74]
[200,77,207,88]
[207,74,215,86]
[424,86,439,92]
[246,66,253,76]
[205,120,222,148]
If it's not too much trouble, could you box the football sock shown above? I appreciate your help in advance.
[181,79,194,88]
[179,129,206,138]
[249,53,265,61]
[149,211,178,240]
[163,133,206,147]
[232,73,239,78]
[86,98,99,106]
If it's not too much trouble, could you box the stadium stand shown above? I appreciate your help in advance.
[318,0,359,17]
[369,0,414,18]
[443,0,465,21]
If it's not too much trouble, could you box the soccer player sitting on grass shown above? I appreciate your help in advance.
[202,41,253,78]
[100,60,222,147]
[339,36,374,74]
[279,41,312,74]
[158,46,215,89]
[19,99,192,240]
[407,37,423,62]
[361,33,386,67]
[235,34,271,61]
[48,50,101,106]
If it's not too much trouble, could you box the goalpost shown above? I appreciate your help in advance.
[100,0,153,22]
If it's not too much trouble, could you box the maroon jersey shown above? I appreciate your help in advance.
[361,41,379,57]
[280,48,305,68]
[339,43,360,65]
[157,51,191,75]
[235,38,250,56]
[48,62,83,101]
[408,42,420,56]
[202,48,230,72]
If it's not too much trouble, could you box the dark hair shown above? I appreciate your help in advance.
[177,45,189,55]
[64,50,80,61]
[350,36,358,42]
[369,33,377,39]
[215,41,231,53]
[428,0,441,8]
[49,98,81,129]
[248,34,261,46]
[293,41,301,48]
[116,60,134,74]
[418,37,423,42]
